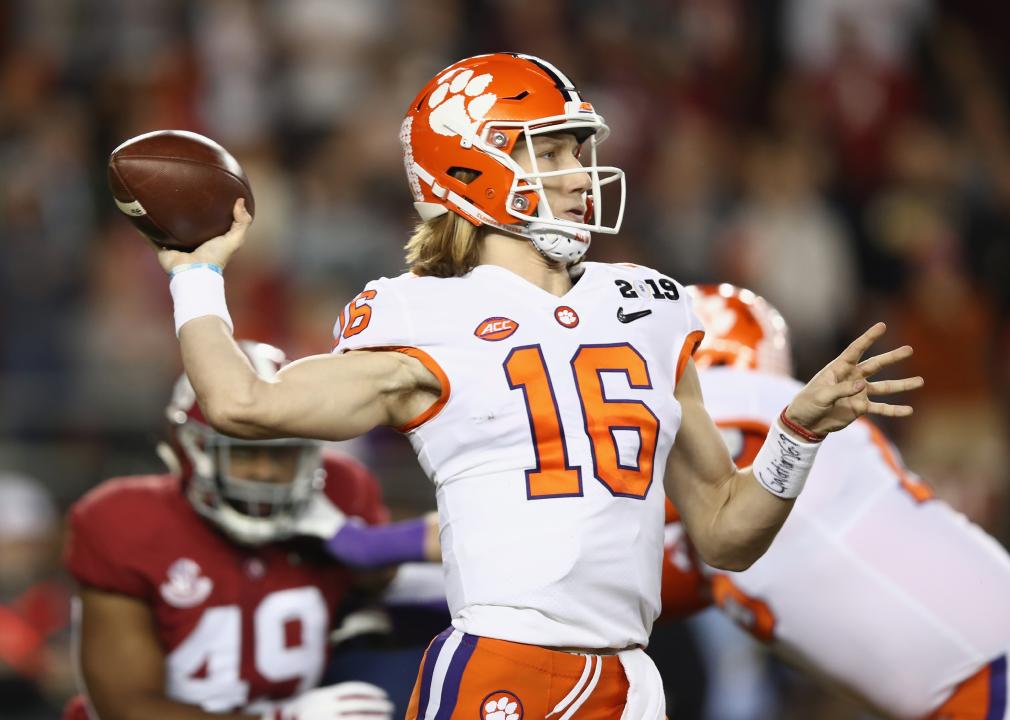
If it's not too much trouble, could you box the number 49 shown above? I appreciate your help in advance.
[166,587,328,711]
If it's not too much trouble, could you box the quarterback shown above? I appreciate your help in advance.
[148,54,921,718]
[659,285,1010,720]
[64,342,404,720]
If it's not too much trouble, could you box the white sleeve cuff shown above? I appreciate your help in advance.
[168,266,233,337]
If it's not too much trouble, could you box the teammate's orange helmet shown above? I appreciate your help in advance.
[687,284,793,376]
[401,52,625,264]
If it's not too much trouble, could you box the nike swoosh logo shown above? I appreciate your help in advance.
[617,307,653,323]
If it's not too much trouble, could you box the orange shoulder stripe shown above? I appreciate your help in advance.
[389,346,451,433]
[676,330,706,384]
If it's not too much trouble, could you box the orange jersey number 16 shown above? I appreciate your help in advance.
[504,343,659,500]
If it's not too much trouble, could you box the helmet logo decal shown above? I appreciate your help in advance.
[474,316,519,341]
[687,284,792,375]
[160,558,213,608]
[427,68,497,139]
[694,295,740,338]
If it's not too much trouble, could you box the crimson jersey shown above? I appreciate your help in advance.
[65,451,387,713]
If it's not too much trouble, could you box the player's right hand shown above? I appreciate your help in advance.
[154,198,252,275]
[263,681,394,720]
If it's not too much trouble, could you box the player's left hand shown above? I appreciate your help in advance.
[784,322,923,437]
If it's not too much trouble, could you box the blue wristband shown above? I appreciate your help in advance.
[169,262,223,277]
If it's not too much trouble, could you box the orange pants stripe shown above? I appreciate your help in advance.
[405,627,630,719]
[929,654,1008,720]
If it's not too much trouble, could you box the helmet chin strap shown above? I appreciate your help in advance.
[526,199,592,265]
[528,224,591,264]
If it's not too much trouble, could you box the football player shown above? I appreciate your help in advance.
[63,341,416,720]
[658,284,1010,720]
[146,53,922,718]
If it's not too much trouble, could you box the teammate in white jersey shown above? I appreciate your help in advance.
[658,284,1010,720]
[148,53,922,718]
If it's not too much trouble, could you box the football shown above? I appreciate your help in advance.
[107,130,255,252]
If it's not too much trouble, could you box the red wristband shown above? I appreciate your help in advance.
[779,408,826,443]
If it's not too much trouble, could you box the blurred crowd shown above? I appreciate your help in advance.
[1,1,1009,718]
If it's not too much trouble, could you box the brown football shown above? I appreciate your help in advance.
[107,130,255,251]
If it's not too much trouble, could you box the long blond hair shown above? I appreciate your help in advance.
[405,211,483,278]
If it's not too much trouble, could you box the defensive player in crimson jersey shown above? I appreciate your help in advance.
[62,342,428,720]
[146,53,921,718]
[658,285,1010,720]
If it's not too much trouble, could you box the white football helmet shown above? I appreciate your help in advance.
[159,341,324,545]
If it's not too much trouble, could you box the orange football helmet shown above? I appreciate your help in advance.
[687,284,793,376]
[401,52,625,264]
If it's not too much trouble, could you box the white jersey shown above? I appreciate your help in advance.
[698,367,1010,719]
[334,262,704,649]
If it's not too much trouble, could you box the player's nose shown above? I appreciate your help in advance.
[563,161,592,196]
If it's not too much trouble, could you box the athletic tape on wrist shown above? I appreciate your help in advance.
[169,266,233,336]
[168,262,223,277]
[751,418,821,499]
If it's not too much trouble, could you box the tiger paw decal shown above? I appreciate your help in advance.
[427,68,497,138]
[482,691,522,720]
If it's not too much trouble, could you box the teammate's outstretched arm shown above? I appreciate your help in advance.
[154,200,440,441]
[666,323,923,571]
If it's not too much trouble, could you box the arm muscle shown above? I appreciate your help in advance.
[179,319,439,440]
[664,361,795,570]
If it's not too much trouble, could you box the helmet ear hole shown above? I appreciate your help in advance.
[448,167,481,184]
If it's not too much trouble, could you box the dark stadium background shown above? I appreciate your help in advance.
[1,1,1008,718]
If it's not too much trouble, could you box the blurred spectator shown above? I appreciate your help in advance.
[716,133,858,375]
[785,0,931,72]
[640,110,731,281]
[0,473,74,720]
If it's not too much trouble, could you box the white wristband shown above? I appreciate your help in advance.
[168,265,233,336]
[751,419,821,499]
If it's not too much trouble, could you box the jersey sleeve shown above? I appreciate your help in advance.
[330,276,451,434]
[331,277,413,354]
[671,277,706,384]
[321,452,391,526]
[64,486,152,600]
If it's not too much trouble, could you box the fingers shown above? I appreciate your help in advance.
[866,376,924,396]
[866,401,914,417]
[858,345,913,377]
[222,198,252,248]
[234,197,253,224]
[814,379,865,406]
[838,322,887,364]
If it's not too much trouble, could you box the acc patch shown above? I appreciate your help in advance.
[475,316,519,341]
[481,690,523,720]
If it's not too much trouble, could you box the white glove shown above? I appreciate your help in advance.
[286,491,348,540]
[262,682,394,720]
